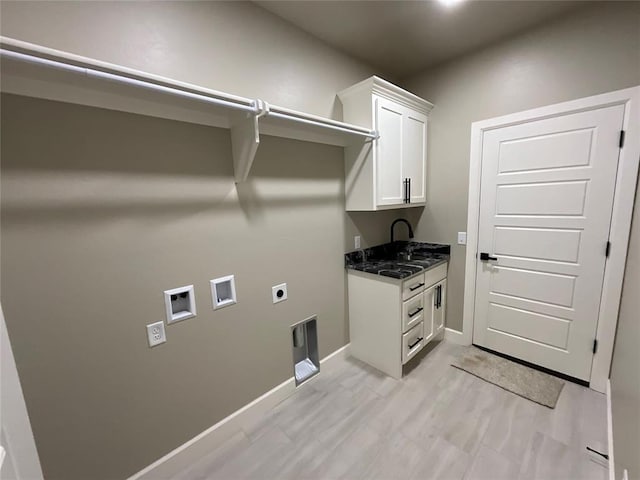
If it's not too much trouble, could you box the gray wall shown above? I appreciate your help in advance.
[0,95,403,480]
[0,2,410,479]
[0,0,374,119]
[402,1,640,333]
[610,175,640,480]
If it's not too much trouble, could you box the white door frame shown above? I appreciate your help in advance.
[461,86,640,393]
[1,303,44,479]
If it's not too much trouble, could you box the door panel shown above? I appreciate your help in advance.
[498,128,594,173]
[493,227,582,263]
[434,280,446,332]
[473,104,625,381]
[490,266,576,307]
[495,181,588,215]
[403,111,427,203]
[374,96,404,206]
[487,303,570,349]
[423,285,436,343]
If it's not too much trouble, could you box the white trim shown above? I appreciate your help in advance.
[444,327,469,345]
[463,86,640,392]
[1,304,44,479]
[210,275,237,310]
[163,285,196,324]
[127,344,350,480]
[338,75,434,114]
[607,379,615,480]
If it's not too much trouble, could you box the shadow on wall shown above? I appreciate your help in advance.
[1,94,346,225]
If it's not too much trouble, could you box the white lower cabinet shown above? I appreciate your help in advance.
[347,262,448,379]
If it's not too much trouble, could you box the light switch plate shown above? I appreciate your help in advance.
[354,236,361,249]
[457,232,467,245]
[146,321,166,347]
[272,283,288,304]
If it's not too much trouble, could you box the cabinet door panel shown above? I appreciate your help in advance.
[433,280,447,332]
[423,285,436,343]
[374,96,404,206]
[403,111,427,204]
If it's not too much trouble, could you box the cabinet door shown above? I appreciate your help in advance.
[423,284,436,343]
[433,280,447,332]
[374,95,405,207]
[402,110,427,204]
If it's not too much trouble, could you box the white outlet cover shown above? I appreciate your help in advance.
[146,321,166,347]
[457,232,467,245]
[272,283,288,304]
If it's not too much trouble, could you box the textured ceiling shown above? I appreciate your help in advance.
[255,0,591,78]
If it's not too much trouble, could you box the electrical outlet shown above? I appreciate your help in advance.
[457,232,467,245]
[272,283,288,304]
[146,321,166,347]
[354,235,361,249]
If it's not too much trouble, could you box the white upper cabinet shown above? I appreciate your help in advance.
[338,76,433,211]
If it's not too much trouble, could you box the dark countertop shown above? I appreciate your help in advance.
[345,241,450,280]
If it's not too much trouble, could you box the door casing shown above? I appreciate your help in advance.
[460,86,640,393]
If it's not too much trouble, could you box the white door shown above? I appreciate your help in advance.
[473,104,625,381]
[403,110,427,204]
[374,95,404,207]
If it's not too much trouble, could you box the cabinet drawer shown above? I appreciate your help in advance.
[424,263,447,289]
[402,273,426,301]
[402,322,424,365]
[402,294,424,333]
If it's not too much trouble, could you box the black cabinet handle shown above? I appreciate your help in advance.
[408,178,411,203]
[438,285,442,308]
[408,337,423,349]
[480,252,498,261]
[409,282,425,291]
[408,307,423,318]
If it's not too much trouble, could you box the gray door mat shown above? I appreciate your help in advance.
[451,346,565,408]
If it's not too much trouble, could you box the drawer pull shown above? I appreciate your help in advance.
[408,307,423,318]
[409,282,425,292]
[408,337,423,349]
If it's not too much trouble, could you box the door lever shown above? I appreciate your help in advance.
[479,252,498,261]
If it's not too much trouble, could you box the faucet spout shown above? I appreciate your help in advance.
[390,218,414,244]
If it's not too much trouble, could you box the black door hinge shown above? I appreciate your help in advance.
[619,130,625,148]
[593,339,598,354]
[606,241,611,258]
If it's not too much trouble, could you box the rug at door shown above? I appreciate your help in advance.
[451,346,565,408]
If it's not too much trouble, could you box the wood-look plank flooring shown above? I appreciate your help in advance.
[172,340,608,480]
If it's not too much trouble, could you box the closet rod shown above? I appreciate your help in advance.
[0,49,258,114]
[1,46,378,140]
[267,111,378,139]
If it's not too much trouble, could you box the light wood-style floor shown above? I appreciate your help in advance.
[172,340,609,480]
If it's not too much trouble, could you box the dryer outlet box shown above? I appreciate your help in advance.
[272,283,288,304]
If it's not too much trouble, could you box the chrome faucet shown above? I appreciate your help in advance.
[390,218,414,244]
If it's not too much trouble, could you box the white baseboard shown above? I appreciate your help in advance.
[444,327,469,345]
[127,343,350,480]
[607,379,615,480]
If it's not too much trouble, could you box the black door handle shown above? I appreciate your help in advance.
[480,252,498,261]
